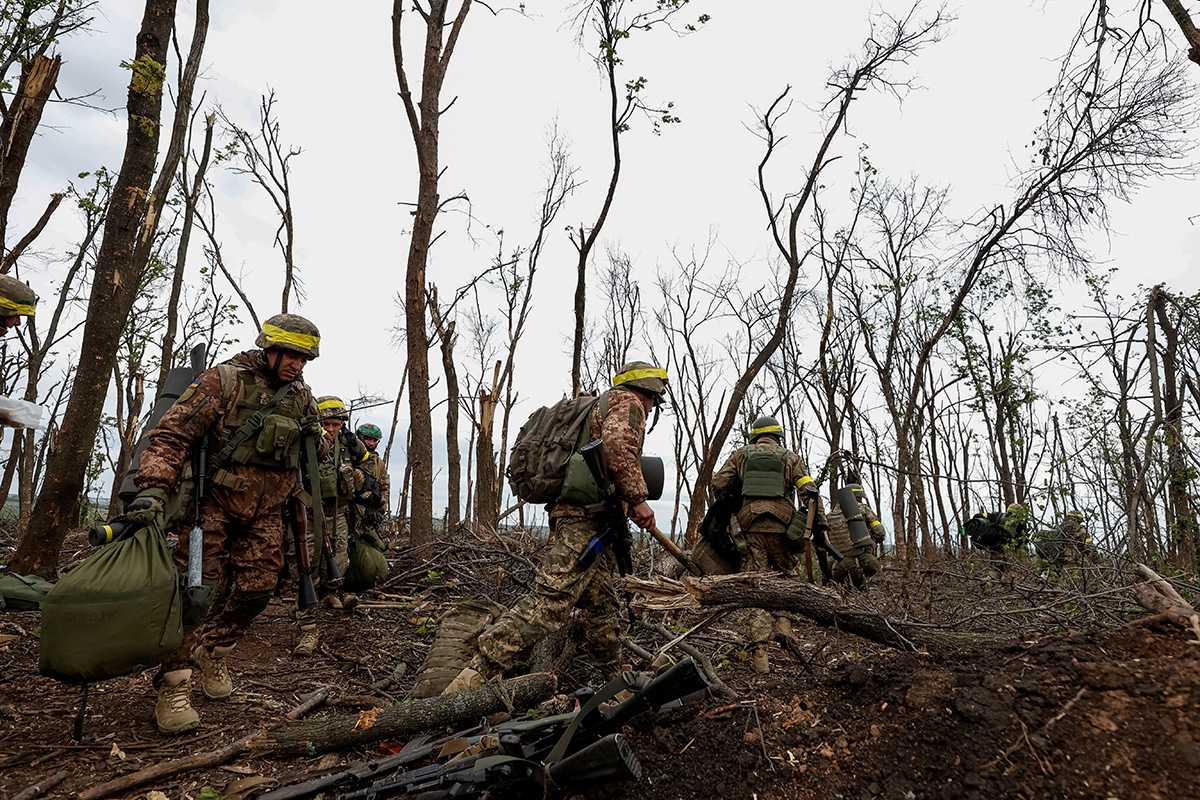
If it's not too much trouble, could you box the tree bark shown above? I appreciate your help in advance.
[0,54,61,254]
[1151,287,1197,568]
[1162,0,1200,65]
[474,360,501,531]
[429,291,461,528]
[621,573,1002,654]
[9,0,180,577]
[392,0,473,554]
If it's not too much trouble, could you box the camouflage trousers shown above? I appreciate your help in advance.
[161,484,286,671]
[313,505,351,585]
[743,529,798,646]
[832,544,881,588]
[477,516,621,672]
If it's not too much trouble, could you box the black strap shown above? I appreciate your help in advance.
[210,380,300,473]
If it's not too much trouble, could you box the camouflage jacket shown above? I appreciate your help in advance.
[827,499,884,554]
[363,451,391,517]
[711,440,819,533]
[554,387,648,519]
[135,350,322,501]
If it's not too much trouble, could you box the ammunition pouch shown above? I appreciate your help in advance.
[250,414,301,467]
[559,451,604,506]
[783,503,811,550]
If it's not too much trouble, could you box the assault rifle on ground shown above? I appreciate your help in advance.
[260,657,712,800]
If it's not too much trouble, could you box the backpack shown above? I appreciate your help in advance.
[39,527,183,683]
[506,396,600,503]
[965,512,1009,551]
[344,530,390,591]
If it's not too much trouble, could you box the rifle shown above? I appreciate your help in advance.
[291,497,318,611]
[311,658,709,800]
[183,345,212,623]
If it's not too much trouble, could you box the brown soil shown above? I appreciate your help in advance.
[2,534,1198,800]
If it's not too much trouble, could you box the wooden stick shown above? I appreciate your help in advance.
[650,526,703,576]
[285,687,329,720]
[78,733,258,800]
[12,769,67,800]
[653,608,730,659]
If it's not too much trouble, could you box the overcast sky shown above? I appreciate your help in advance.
[9,1,1200,519]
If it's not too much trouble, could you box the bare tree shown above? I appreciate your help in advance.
[392,0,473,553]
[218,90,302,312]
[11,0,208,577]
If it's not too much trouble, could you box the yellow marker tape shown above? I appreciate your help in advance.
[318,398,347,412]
[796,475,814,489]
[750,424,783,435]
[262,323,318,351]
[0,296,35,316]
[612,367,668,387]
[102,525,114,543]
[870,520,883,529]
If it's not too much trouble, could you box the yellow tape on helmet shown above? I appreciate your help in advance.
[612,367,668,387]
[262,322,319,351]
[750,424,784,435]
[0,296,35,316]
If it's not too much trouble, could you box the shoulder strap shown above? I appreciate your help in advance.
[210,379,301,472]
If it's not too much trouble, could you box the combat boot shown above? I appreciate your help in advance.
[293,624,320,657]
[442,655,485,695]
[155,671,200,734]
[341,594,360,612]
[751,646,770,675]
[193,645,233,699]
[322,594,344,610]
[775,617,794,639]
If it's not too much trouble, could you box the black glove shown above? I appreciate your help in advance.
[340,429,368,465]
[122,486,168,530]
[355,471,382,508]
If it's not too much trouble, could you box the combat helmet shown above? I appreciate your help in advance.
[317,395,350,421]
[0,275,37,318]
[748,415,783,443]
[256,313,320,359]
[612,361,668,401]
[356,422,382,440]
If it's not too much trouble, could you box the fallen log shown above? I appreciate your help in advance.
[1131,563,1200,636]
[252,672,556,756]
[619,572,1002,654]
[12,769,67,800]
[77,674,556,800]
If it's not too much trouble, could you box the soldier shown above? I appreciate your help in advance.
[355,422,391,539]
[126,314,325,734]
[0,274,36,333]
[710,416,828,674]
[444,361,667,692]
[827,470,886,588]
[1060,510,1090,560]
[293,396,374,656]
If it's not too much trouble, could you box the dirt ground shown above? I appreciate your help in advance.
[2,531,1198,800]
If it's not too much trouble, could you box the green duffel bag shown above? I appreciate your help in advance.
[39,526,183,683]
[343,530,389,591]
[0,571,53,610]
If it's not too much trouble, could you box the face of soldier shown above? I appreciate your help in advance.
[361,436,379,452]
[322,418,344,437]
[267,348,309,382]
[2,315,21,331]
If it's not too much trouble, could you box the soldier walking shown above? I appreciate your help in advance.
[126,314,326,733]
[444,361,667,692]
[710,416,828,674]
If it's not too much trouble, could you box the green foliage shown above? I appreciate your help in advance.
[121,53,165,96]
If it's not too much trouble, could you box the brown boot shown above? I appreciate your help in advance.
[441,656,485,696]
[751,646,770,675]
[341,594,360,612]
[155,671,200,734]
[193,645,233,699]
[293,624,319,657]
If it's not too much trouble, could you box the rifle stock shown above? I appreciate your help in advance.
[291,499,317,611]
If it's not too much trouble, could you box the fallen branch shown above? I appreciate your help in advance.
[285,688,330,720]
[1131,563,1199,637]
[77,674,556,800]
[645,622,736,700]
[621,573,1003,654]
[12,769,67,800]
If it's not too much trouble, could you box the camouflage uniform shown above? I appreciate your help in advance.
[711,432,825,672]
[827,492,885,588]
[475,386,650,674]
[135,349,322,671]
[0,274,37,330]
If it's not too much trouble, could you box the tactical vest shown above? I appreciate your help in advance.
[740,447,787,499]
[215,364,309,471]
[319,437,354,504]
[826,508,855,555]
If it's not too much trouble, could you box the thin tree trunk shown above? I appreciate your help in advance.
[473,361,500,532]
[10,0,181,578]
[428,292,460,528]
[0,54,62,254]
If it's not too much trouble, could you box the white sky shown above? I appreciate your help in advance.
[9,1,1200,520]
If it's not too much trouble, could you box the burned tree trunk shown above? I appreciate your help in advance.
[474,361,501,531]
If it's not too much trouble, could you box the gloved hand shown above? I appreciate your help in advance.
[122,486,168,530]
[340,428,368,464]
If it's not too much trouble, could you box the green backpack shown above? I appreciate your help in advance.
[39,527,183,683]
[343,530,389,591]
